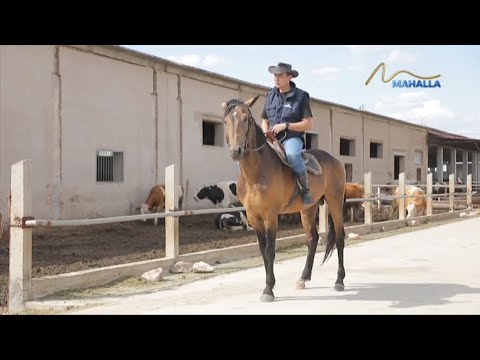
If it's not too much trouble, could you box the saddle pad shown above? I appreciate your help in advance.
[267,140,322,176]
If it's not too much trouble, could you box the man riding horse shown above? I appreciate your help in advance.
[260,62,315,205]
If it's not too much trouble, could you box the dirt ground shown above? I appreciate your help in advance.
[0,213,315,312]
[2,200,471,313]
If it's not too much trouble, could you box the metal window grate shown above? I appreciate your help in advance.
[96,150,123,182]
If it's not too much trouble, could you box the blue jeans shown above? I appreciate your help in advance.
[283,137,305,174]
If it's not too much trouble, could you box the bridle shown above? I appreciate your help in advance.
[224,101,267,153]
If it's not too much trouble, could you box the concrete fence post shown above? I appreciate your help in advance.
[318,203,328,234]
[449,173,455,212]
[9,160,33,314]
[426,173,433,216]
[165,164,180,259]
[364,172,372,225]
[377,186,381,209]
[467,174,472,208]
[398,172,406,220]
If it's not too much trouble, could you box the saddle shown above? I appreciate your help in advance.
[265,131,322,176]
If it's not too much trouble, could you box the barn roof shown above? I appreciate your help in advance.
[427,128,480,152]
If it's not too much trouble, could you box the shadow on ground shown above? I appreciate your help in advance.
[275,282,480,308]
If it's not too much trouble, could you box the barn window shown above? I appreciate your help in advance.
[305,133,318,150]
[370,141,383,159]
[202,120,223,147]
[345,163,353,182]
[415,151,423,165]
[96,150,123,182]
[340,138,355,156]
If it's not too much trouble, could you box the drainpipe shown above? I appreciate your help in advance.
[177,75,183,185]
[52,45,63,219]
[0,47,3,223]
[152,68,158,185]
[329,107,333,154]
[361,111,365,180]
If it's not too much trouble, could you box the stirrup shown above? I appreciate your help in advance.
[301,191,314,205]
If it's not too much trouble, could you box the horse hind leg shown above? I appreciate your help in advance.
[296,200,322,290]
[323,193,346,291]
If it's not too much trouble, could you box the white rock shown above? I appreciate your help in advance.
[347,233,360,240]
[460,210,479,218]
[170,261,193,273]
[192,261,214,273]
[408,220,419,226]
[141,268,163,282]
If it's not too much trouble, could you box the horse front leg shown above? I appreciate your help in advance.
[247,215,271,301]
[260,215,278,302]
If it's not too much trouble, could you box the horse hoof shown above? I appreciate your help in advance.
[296,280,306,290]
[260,294,275,302]
[334,283,345,291]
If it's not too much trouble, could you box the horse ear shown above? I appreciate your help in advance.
[245,95,260,108]
[221,101,227,110]
[245,95,260,107]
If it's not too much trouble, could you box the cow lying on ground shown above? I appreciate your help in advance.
[279,209,321,225]
[279,213,301,224]
[194,181,239,208]
[214,206,252,231]
[138,184,184,226]
[433,181,448,201]
[344,183,365,222]
[394,185,427,219]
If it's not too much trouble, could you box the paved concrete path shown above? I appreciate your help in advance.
[67,217,480,314]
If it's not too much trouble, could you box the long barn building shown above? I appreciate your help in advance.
[1,45,479,225]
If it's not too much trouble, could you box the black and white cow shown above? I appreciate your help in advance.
[433,181,448,200]
[194,181,239,208]
[214,208,252,231]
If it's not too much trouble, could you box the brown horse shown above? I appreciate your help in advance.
[222,96,347,302]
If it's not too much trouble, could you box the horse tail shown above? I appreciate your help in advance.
[322,213,337,264]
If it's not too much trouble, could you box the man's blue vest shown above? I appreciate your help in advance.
[264,82,308,144]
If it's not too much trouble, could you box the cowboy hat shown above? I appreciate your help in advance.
[268,62,299,78]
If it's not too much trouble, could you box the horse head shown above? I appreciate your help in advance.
[221,95,260,160]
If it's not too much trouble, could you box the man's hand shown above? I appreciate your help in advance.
[272,123,288,135]
[264,131,276,142]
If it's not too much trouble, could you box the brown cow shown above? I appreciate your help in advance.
[344,183,364,222]
[139,184,183,226]
[394,186,426,219]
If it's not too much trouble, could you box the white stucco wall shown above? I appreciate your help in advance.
[310,103,331,152]
[59,47,155,218]
[332,108,363,182]
[0,45,447,226]
[0,45,55,219]
[363,116,391,183]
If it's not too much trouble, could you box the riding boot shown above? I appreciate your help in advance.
[296,171,314,205]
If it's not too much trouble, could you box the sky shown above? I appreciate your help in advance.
[121,45,480,139]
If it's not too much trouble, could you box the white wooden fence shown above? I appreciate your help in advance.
[7,160,476,313]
